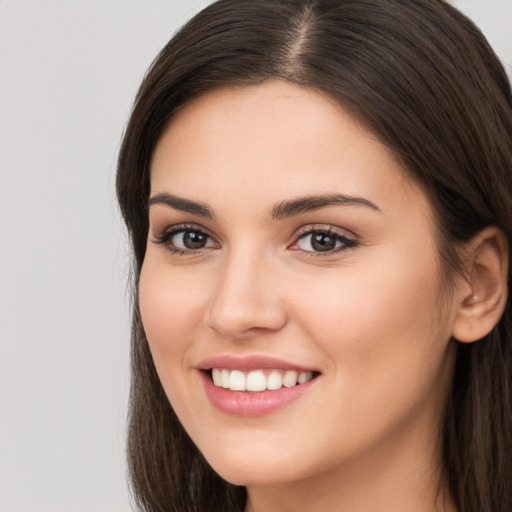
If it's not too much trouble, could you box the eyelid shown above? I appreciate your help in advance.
[150,222,358,257]
[292,223,357,240]
[151,223,219,252]
[288,224,359,254]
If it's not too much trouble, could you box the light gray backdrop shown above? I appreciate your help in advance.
[0,1,510,511]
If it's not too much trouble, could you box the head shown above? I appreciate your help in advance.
[117,1,512,511]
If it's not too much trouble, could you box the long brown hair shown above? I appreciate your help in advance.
[116,1,512,510]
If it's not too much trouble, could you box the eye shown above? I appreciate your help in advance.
[152,225,217,253]
[173,230,215,249]
[291,228,357,254]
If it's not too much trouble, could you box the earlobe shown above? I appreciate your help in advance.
[451,226,508,343]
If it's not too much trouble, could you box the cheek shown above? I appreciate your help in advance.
[285,254,455,458]
[138,257,218,428]
[299,261,439,340]
[293,249,451,398]
[138,257,207,372]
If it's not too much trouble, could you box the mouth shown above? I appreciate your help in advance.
[207,368,318,392]
[198,355,321,415]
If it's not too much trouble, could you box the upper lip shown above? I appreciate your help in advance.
[197,355,319,373]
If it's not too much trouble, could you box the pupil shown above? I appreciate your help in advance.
[311,233,335,252]
[183,231,207,249]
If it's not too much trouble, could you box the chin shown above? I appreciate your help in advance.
[212,463,298,487]
[200,444,309,487]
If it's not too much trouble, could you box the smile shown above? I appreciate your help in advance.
[211,368,315,392]
[198,356,320,416]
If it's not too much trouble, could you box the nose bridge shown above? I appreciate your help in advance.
[206,245,287,339]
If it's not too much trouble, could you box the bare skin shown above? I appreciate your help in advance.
[140,81,506,512]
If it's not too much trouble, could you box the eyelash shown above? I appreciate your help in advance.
[151,224,358,257]
[290,226,358,256]
[151,224,216,256]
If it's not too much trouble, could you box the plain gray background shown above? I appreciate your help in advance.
[0,1,510,511]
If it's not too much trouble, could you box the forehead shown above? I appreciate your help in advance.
[150,80,430,221]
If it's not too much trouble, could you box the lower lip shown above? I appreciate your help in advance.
[199,371,317,417]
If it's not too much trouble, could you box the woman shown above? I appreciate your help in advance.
[116,0,512,511]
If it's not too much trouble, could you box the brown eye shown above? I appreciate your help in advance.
[294,229,357,254]
[153,227,217,253]
[308,232,337,252]
[180,230,210,249]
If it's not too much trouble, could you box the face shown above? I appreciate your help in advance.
[139,81,459,489]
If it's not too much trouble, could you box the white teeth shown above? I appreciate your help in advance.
[246,370,267,392]
[211,368,315,391]
[212,368,222,386]
[283,370,298,388]
[298,371,313,384]
[266,370,283,390]
[229,370,246,391]
[221,369,230,388]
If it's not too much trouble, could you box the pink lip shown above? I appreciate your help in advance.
[198,355,317,373]
[197,355,319,417]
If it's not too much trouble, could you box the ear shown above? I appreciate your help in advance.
[451,226,508,343]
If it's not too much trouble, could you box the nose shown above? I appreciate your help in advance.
[206,251,288,340]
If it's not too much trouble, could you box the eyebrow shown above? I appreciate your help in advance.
[271,193,381,220]
[148,192,215,218]
[148,191,381,220]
